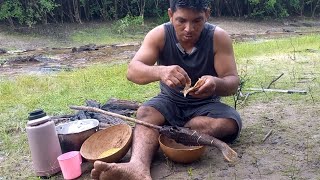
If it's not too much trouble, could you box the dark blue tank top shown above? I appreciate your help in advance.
[158,22,220,105]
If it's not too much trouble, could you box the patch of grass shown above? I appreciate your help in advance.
[0,63,159,118]
[70,17,152,45]
[232,34,320,105]
[187,167,194,178]
[234,34,320,59]
[71,26,145,45]
[70,17,162,45]
[281,154,303,179]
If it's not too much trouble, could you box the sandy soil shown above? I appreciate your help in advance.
[0,18,319,179]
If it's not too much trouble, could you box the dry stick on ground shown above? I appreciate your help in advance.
[247,88,307,94]
[234,77,247,109]
[262,129,273,143]
[241,72,285,104]
[70,105,238,162]
[267,73,284,89]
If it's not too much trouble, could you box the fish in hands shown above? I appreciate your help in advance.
[181,77,206,97]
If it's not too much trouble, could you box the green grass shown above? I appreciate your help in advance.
[0,34,320,178]
[234,34,320,59]
[231,34,320,104]
[70,16,153,45]
[0,63,159,120]
[71,26,146,45]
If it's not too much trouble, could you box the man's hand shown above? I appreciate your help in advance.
[159,65,191,88]
[188,75,217,98]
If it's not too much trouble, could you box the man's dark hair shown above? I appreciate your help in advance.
[170,0,209,12]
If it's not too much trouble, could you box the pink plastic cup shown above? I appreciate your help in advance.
[57,151,82,179]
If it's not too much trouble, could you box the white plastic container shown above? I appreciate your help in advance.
[26,109,62,177]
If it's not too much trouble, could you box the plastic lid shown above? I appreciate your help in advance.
[28,109,47,120]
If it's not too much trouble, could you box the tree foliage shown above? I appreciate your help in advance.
[0,0,319,26]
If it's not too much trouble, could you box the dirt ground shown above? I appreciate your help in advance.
[0,18,320,179]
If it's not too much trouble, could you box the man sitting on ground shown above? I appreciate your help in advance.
[91,0,242,179]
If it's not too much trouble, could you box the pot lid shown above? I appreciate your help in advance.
[56,119,99,134]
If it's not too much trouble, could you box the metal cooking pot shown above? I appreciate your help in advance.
[56,119,99,153]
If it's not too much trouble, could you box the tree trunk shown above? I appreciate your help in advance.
[42,13,48,24]
[312,0,320,17]
[214,0,222,16]
[154,0,160,16]
[58,0,64,23]
[125,0,131,15]
[73,0,82,23]
[48,12,58,23]
[235,0,242,16]
[300,0,304,16]
[68,0,75,22]
[120,0,124,17]
[80,0,89,21]
[7,17,15,28]
[140,0,145,17]
[135,0,145,17]
[141,0,146,25]
[114,0,118,20]
[96,0,106,20]
[224,0,233,16]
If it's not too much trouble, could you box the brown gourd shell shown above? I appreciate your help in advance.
[159,134,206,163]
[80,124,132,163]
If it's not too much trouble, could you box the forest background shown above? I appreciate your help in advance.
[1,0,320,28]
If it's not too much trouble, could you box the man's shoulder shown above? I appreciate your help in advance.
[150,23,166,34]
[143,24,166,49]
[145,24,166,40]
[212,25,233,52]
[213,26,229,38]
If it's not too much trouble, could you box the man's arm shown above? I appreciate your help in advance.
[127,25,191,87]
[212,27,239,96]
[190,27,239,98]
[126,25,164,85]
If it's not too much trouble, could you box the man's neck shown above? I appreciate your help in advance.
[178,41,196,54]
[176,43,197,55]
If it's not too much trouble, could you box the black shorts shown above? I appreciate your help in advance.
[143,93,242,142]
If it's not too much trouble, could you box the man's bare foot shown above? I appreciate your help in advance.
[91,161,152,180]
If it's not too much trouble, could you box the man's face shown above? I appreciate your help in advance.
[169,8,209,44]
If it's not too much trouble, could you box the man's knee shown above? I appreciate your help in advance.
[136,106,165,125]
[212,118,238,134]
[136,106,153,119]
[186,117,238,139]
[207,118,239,141]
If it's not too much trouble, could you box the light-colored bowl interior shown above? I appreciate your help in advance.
[159,134,206,163]
[80,124,132,163]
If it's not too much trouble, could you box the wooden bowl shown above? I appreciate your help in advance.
[80,124,132,163]
[159,134,206,164]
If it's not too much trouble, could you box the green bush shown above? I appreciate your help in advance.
[0,0,58,27]
[113,14,144,34]
[249,0,289,19]
[0,0,23,24]
[157,11,170,24]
